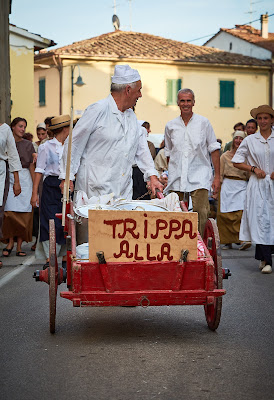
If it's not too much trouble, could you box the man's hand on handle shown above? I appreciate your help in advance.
[149,175,164,197]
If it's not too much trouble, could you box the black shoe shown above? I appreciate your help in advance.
[43,261,49,270]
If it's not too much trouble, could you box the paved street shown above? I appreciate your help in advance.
[0,243,273,400]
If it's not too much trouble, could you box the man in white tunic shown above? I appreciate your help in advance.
[232,104,274,274]
[59,65,162,199]
[164,88,220,236]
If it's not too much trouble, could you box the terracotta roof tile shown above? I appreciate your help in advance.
[221,25,274,53]
[35,30,270,67]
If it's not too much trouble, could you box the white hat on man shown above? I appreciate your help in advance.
[111,64,141,84]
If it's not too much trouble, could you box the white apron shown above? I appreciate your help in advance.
[0,160,7,207]
[220,178,247,213]
[239,174,274,244]
[5,168,32,212]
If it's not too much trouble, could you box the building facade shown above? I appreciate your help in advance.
[204,14,274,106]
[9,24,55,133]
[34,30,271,144]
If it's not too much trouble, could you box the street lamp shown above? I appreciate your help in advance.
[71,64,85,117]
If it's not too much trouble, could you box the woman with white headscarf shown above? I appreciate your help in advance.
[217,130,249,250]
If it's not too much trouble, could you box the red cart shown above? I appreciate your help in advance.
[33,200,230,334]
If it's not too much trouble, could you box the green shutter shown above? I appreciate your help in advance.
[177,78,182,93]
[220,80,234,108]
[39,78,46,106]
[166,79,182,105]
[166,79,173,105]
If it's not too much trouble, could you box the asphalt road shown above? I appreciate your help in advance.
[0,244,273,400]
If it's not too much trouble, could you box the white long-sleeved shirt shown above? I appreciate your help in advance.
[0,123,22,172]
[59,94,157,199]
[35,137,64,178]
[0,123,22,206]
[164,113,220,193]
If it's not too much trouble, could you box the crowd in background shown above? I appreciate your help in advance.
[0,107,273,273]
[0,116,54,268]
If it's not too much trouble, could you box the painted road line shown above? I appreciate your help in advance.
[0,255,36,289]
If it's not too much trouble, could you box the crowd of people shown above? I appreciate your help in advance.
[0,64,273,273]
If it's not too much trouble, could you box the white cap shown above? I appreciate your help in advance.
[37,122,46,130]
[233,130,246,140]
[111,64,141,84]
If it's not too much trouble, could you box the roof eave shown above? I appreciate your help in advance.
[34,53,270,70]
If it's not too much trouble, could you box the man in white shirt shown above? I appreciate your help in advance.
[164,88,220,236]
[60,65,162,199]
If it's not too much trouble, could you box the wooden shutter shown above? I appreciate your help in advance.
[39,78,46,106]
[220,80,234,108]
[166,79,182,105]
[166,79,173,105]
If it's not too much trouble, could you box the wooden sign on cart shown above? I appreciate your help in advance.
[88,210,198,262]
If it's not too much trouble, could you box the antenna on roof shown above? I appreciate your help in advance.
[112,14,120,30]
[245,0,263,25]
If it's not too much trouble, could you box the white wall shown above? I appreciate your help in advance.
[205,31,271,60]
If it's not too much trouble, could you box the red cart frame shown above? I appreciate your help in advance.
[34,201,230,333]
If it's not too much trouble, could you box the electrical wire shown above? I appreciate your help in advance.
[187,12,274,43]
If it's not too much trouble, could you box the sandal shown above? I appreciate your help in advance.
[0,260,2,268]
[16,251,26,257]
[31,244,36,251]
[2,247,13,257]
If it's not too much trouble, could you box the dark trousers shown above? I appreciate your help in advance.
[132,166,150,200]
[255,244,274,266]
[40,176,65,245]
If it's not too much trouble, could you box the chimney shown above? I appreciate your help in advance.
[260,13,268,39]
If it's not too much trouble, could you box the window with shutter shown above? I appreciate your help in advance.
[166,79,182,105]
[39,78,46,107]
[220,80,234,108]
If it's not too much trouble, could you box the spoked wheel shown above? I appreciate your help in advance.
[49,219,58,334]
[203,218,223,331]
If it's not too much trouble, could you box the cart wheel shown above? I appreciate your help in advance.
[203,218,222,331]
[49,219,58,334]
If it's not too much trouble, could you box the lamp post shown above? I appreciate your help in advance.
[62,65,85,225]
[71,64,85,118]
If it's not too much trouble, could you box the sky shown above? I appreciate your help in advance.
[10,0,274,49]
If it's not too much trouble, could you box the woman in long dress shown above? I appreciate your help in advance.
[0,123,22,267]
[2,118,35,257]
[232,105,274,274]
[217,130,249,250]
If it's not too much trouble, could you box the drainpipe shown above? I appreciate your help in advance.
[53,55,63,114]
[269,55,273,107]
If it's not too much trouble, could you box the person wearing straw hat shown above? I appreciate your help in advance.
[59,64,162,200]
[232,105,274,274]
[31,115,71,269]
